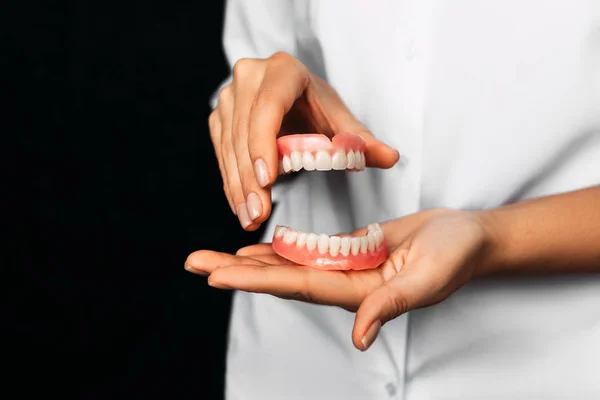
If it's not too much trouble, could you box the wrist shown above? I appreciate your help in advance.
[471,208,509,277]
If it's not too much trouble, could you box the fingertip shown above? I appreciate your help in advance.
[237,203,253,229]
[244,187,273,227]
[380,146,401,168]
[352,314,382,352]
[361,319,382,351]
[185,249,211,267]
[242,222,262,232]
[207,275,232,290]
[236,243,273,256]
[365,143,401,169]
[185,265,208,276]
[352,335,364,351]
[207,265,226,282]
[351,323,365,351]
[235,247,251,256]
[185,250,219,276]
[246,192,264,220]
[390,148,401,164]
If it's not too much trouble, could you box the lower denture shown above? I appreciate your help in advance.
[272,223,388,271]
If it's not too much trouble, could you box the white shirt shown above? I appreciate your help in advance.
[211,1,600,399]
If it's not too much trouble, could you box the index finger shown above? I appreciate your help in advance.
[236,243,276,257]
[208,264,365,309]
[185,250,267,275]
[248,53,310,188]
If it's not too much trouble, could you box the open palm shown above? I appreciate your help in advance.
[186,208,491,350]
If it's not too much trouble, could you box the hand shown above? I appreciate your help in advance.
[186,208,495,351]
[209,51,399,231]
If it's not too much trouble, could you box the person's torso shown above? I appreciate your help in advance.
[228,1,600,399]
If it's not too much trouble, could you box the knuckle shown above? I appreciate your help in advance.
[383,285,407,319]
[208,108,217,124]
[208,109,219,131]
[217,85,233,105]
[298,272,319,304]
[269,51,308,75]
[269,51,294,64]
[390,294,408,319]
[235,246,250,256]
[232,57,259,79]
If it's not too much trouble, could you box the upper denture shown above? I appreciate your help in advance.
[276,133,367,174]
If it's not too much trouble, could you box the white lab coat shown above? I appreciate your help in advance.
[211,1,600,399]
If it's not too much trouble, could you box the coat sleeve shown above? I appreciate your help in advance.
[210,0,298,108]
[208,0,325,202]
[209,0,325,108]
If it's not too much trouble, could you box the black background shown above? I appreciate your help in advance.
[5,1,257,398]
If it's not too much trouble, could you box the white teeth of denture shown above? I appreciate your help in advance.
[274,225,383,257]
[373,231,383,246]
[282,155,293,173]
[347,151,355,169]
[296,232,307,248]
[274,226,287,239]
[356,151,366,169]
[290,151,303,172]
[317,234,330,254]
[331,151,347,170]
[315,151,332,170]
[329,236,341,256]
[367,223,381,234]
[367,224,384,246]
[340,237,351,256]
[302,152,316,171]
[306,233,318,251]
[367,235,375,252]
[350,237,361,255]
[360,236,369,254]
[283,230,298,244]
[278,150,366,174]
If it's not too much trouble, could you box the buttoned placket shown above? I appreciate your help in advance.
[380,1,433,399]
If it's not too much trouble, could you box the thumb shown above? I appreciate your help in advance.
[309,75,400,169]
[332,115,399,170]
[351,257,435,351]
[357,131,400,169]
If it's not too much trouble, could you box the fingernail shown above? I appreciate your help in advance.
[185,265,208,276]
[246,192,263,220]
[184,262,208,275]
[361,320,381,351]
[253,158,270,188]
[237,203,252,229]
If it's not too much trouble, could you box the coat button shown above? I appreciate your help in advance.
[385,382,397,397]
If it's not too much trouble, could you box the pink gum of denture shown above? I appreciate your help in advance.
[272,237,388,270]
[277,132,366,158]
